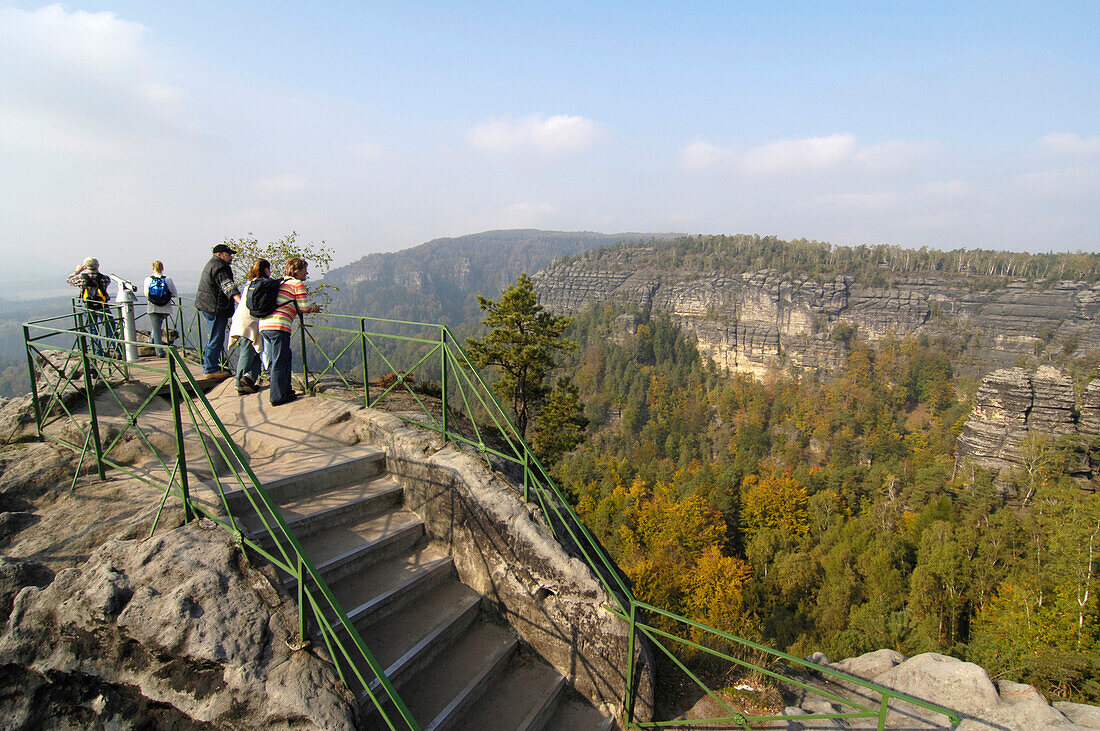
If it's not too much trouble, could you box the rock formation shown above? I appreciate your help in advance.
[533,254,1100,379]
[0,520,357,729]
[781,648,1100,730]
[955,365,1100,485]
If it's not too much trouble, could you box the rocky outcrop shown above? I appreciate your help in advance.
[0,520,357,729]
[955,365,1100,484]
[783,649,1100,730]
[533,254,1100,378]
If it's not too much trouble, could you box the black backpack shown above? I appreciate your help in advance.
[147,275,172,306]
[81,273,110,309]
[246,277,285,318]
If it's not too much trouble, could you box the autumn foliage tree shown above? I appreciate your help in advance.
[740,462,810,538]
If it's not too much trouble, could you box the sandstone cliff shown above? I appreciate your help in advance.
[533,253,1100,378]
[955,365,1100,486]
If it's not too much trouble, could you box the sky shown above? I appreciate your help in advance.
[2,1,1099,297]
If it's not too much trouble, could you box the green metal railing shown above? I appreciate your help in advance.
[23,300,961,730]
[23,308,419,730]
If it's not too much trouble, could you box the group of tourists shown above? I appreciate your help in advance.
[67,244,321,407]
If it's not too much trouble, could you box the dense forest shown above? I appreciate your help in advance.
[0,297,76,398]
[560,234,1100,288]
[545,303,1100,703]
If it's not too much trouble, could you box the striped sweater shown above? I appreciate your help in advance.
[258,278,309,333]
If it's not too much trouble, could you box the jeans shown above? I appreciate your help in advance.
[262,330,293,403]
[236,340,263,387]
[149,312,167,355]
[201,311,229,373]
[82,305,116,358]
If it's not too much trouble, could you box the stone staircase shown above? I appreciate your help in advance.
[226,450,614,731]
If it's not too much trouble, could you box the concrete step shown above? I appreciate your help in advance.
[369,619,517,731]
[324,545,454,634]
[224,449,386,512]
[359,580,482,689]
[542,696,616,731]
[248,476,404,539]
[354,580,482,704]
[451,653,567,731]
[294,507,425,585]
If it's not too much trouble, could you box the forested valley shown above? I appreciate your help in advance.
[545,303,1100,703]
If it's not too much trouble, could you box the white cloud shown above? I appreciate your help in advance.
[0,106,126,157]
[742,133,857,174]
[255,173,307,194]
[1039,133,1100,156]
[680,140,740,172]
[467,114,602,155]
[0,4,189,156]
[0,4,146,72]
[1012,167,1098,199]
[853,139,938,173]
[681,134,934,176]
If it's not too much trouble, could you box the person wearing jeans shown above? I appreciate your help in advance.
[194,243,240,375]
[230,258,270,394]
[258,257,322,406]
[142,260,178,357]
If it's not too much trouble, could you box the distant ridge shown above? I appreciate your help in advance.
[324,229,682,329]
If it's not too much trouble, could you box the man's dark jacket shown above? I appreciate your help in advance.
[195,256,239,317]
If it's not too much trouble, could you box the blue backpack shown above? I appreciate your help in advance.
[148,275,172,306]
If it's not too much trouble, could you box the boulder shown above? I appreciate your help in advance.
[1055,702,1100,728]
[797,649,1098,730]
[0,520,356,729]
[0,556,53,625]
[0,442,78,501]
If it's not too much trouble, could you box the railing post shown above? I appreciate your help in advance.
[168,352,194,522]
[624,600,638,726]
[196,307,204,359]
[23,325,43,438]
[877,694,889,731]
[299,317,310,393]
[440,327,448,436]
[77,328,106,481]
[523,450,530,503]
[360,318,369,408]
[298,555,306,642]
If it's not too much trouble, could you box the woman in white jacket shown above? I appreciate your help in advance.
[230,259,269,394]
[142,260,178,357]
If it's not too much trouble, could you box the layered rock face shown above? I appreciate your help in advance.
[955,365,1100,484]
[534,258,1100,378]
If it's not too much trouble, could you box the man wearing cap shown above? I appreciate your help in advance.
[67,257,116,357]
[195,244,241,376]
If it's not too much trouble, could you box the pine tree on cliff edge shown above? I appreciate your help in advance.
[466,273,576,438]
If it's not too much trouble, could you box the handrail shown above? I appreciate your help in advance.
[23,301,961,730]
[22,310,420,730]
